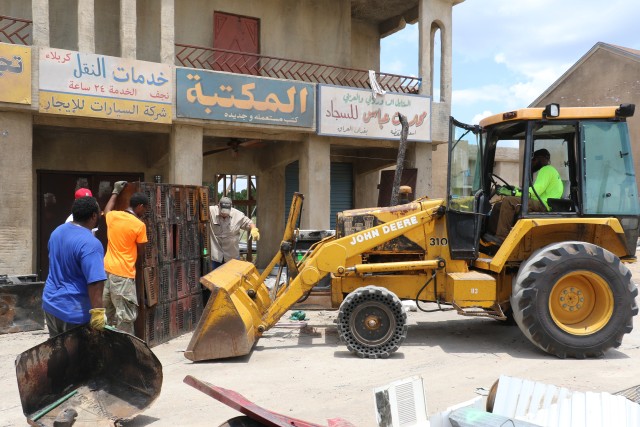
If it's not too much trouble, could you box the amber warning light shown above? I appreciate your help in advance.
[503,111,517,120]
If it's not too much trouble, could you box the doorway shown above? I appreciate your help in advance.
[37,171,143,280]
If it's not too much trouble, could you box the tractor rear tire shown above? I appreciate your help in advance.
[512,241,638,358]
[337,286,407,359]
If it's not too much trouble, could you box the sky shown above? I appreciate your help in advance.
[381,0,640,125]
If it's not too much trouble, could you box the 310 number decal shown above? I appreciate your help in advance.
[429,237,448,246]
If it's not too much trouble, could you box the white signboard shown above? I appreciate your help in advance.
[317,84,431,141]
[39,48,172,123]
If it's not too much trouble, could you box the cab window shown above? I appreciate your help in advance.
[582,121,640,215]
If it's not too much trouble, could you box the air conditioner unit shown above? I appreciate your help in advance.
[373,376,429,427]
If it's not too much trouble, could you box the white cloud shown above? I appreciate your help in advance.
[384,59,408,75]
[472,111,494,125]
[382,0,640,122]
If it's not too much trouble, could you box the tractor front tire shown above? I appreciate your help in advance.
[512,241,638,358]
[337,286,407,359]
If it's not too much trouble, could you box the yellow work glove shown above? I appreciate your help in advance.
[250,227,260,241]
[89,308,106,330]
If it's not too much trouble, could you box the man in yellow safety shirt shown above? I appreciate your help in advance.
[484,148,563,245]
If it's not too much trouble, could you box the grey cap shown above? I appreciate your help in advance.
[219,197,232,214]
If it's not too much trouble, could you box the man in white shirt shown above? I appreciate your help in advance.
[208,197,260,270]
[65,188,98,235]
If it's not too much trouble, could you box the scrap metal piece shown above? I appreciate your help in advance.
[184,375,355,427]
[15,326,162,426]
[615,384,640,404]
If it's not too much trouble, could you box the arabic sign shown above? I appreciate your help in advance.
[317,85,431,141]
[39,48,172,123]
[176,68,315,128]
[0,43,31,104]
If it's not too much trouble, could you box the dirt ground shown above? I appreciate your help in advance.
[2,261,640,426]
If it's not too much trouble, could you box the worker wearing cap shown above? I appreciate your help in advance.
[208,196,260,270]
[65,188,93,222]
[484,148,563,245]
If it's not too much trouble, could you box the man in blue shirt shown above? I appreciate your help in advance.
[42,196,108,337]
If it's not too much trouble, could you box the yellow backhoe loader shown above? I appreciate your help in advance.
[186,103,639,361]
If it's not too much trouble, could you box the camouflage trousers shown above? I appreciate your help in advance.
[104,273,138,335]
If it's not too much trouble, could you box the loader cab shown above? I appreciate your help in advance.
[446,104,640,260]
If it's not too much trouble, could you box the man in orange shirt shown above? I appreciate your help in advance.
[103,181,148,334]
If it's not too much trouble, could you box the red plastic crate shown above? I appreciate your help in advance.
[140,303,167,347]
[156,184,170,221]
[143,266,159,307]
[170,186,186,224]
[186,259,201,295]
[175,295,192,335]
[138,182,158,224]
[185,186,199,222]
[174,223,186,260]
[156,222,173,262]
[199,222,211,260]
[190,292,204,328]
[158,263,175,302]
[142,231,158,268]
[174,261,188,299]
[198,187,210,222]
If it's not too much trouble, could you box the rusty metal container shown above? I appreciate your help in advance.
[15,326,162,426]
[0,274,45,334]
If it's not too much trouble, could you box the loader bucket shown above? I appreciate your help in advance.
[15,325,162,426]
[185,259,272,362]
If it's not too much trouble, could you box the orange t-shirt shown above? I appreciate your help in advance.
[104,210,148,278]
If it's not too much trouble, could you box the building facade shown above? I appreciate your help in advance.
[0,0,463,276]
[531,43,640,192]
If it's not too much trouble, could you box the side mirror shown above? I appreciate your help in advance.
[616,104,635,118]
[543,103,560,118]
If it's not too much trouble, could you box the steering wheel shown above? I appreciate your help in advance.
[489,173,515,198]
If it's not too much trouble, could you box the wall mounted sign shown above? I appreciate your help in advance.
[0,42,31,104]
[317,84,431,141]
[176,68,315,128]
[39,48,172,123]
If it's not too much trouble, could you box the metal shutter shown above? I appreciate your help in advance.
[330,163,353,229]
[284,161,353,229]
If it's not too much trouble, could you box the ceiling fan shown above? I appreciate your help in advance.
[203,138,264,157]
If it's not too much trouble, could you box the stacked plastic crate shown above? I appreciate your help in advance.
[134,182,208,347]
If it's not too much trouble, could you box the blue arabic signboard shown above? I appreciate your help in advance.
[176,68,315,128]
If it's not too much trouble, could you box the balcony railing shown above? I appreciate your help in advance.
[176,44,421,94]
[0,15,32,45]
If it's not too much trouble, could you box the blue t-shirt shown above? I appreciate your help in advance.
[42,222,107,324]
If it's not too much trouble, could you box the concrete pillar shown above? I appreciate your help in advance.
[160,0,175,64]
[299,135,330,229]
[169,125,203,185]
[255,167,286,269]
[120,0,137,59]
[77,0,95,53]
[418,0,453,104]
[32,0,50,47]
[0,113,33,275]
[415,0,454,198]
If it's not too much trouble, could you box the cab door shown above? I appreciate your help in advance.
[446,118,484,259]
